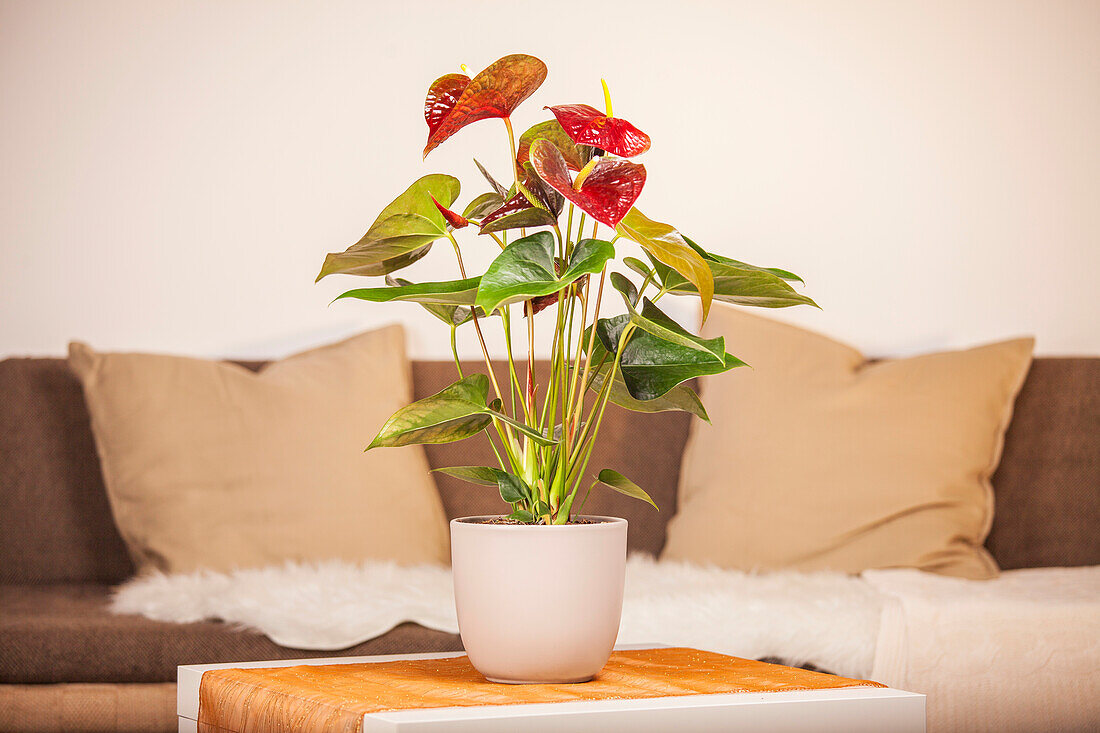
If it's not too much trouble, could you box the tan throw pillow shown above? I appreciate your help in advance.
[69,325,449,573]
[663,307,1034,579]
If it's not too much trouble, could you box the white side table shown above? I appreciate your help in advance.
[178,645,925,733]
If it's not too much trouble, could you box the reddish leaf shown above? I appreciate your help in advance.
[546,104,651,158]
[431,195,469,229]
[530,139,645,228]
[479,192,558,234]
[520,162,564,216]
[423,54,548,157]
[424,74,470,140]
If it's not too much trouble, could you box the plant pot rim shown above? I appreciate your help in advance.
[451,515,627,530]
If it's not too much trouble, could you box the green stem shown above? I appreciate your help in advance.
[504,117,520,184]
[449,325,463,379]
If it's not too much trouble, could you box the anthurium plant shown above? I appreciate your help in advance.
[318,54,816,525]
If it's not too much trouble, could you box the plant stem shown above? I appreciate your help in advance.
[572,267,606,436]
[504,117,520,183]
[449,325,463,379]
[446,233,504,400]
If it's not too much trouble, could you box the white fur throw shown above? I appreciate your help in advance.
[111,555,884,678]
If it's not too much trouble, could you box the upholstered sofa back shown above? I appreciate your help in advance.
[1,357,1096,584]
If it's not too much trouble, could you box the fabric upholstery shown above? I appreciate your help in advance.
[0,584,462,684]
[0,683,176,733]
[664,307,1035,578]
[988,357,1100,568]
[0,358,135,584]
[67,327,450,573]
[0,353,1095,585]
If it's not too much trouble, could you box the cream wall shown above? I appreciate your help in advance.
[2,0,1097,360]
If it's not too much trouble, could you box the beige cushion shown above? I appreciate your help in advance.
[69,326,449,573]
[662,307,1034,578]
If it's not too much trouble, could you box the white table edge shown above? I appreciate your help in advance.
[177,644,925,731]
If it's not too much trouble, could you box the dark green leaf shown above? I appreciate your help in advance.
[590,305,746,400]
[498,473,532,504]
[476,232,614,314]
[609,272,638,307]
[367,374,493,449]
[609,296,728,362]
[597,469,658,510]
[584,348,710,421]
[507,509,535,523]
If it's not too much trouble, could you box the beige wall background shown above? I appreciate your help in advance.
[2,0,1097,360]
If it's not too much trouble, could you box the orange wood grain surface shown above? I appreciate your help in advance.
[198,647,885,733]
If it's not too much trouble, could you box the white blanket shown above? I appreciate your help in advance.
[111,555,883,678]
[866,566,1100,733]
[112,558,1100,732]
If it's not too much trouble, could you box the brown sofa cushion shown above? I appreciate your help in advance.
[0,683,176,733]
[0,584,462,684]
[988,357,1100,569]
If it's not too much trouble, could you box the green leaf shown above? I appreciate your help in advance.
[486,407,557,446]
[684,237,804,284]
[317,174,460,281]
[597,469,658,510]
[584,354,710,421]
[623,256,655,281]
[609,272,638,307]
[553,491,576,524]
[591,306,746,400]
[497,473,532,504]
[507,509,535,523]
[334,277,480,306]
[383,277,472,327]
[475,232,614,314]
[367,374,493,448]
[608,295,728,363]
[463,192,505,220]
[652,255,818,309]
[315,243,433,280]
[615,208,714,321]
[432,466,508,487]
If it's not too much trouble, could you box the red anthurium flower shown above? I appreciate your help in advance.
[430,195,468,229]
[423,54,548,158]
[546,104,651,158]
[529,139,645,228]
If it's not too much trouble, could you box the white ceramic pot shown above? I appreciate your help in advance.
[450,515,628,684]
